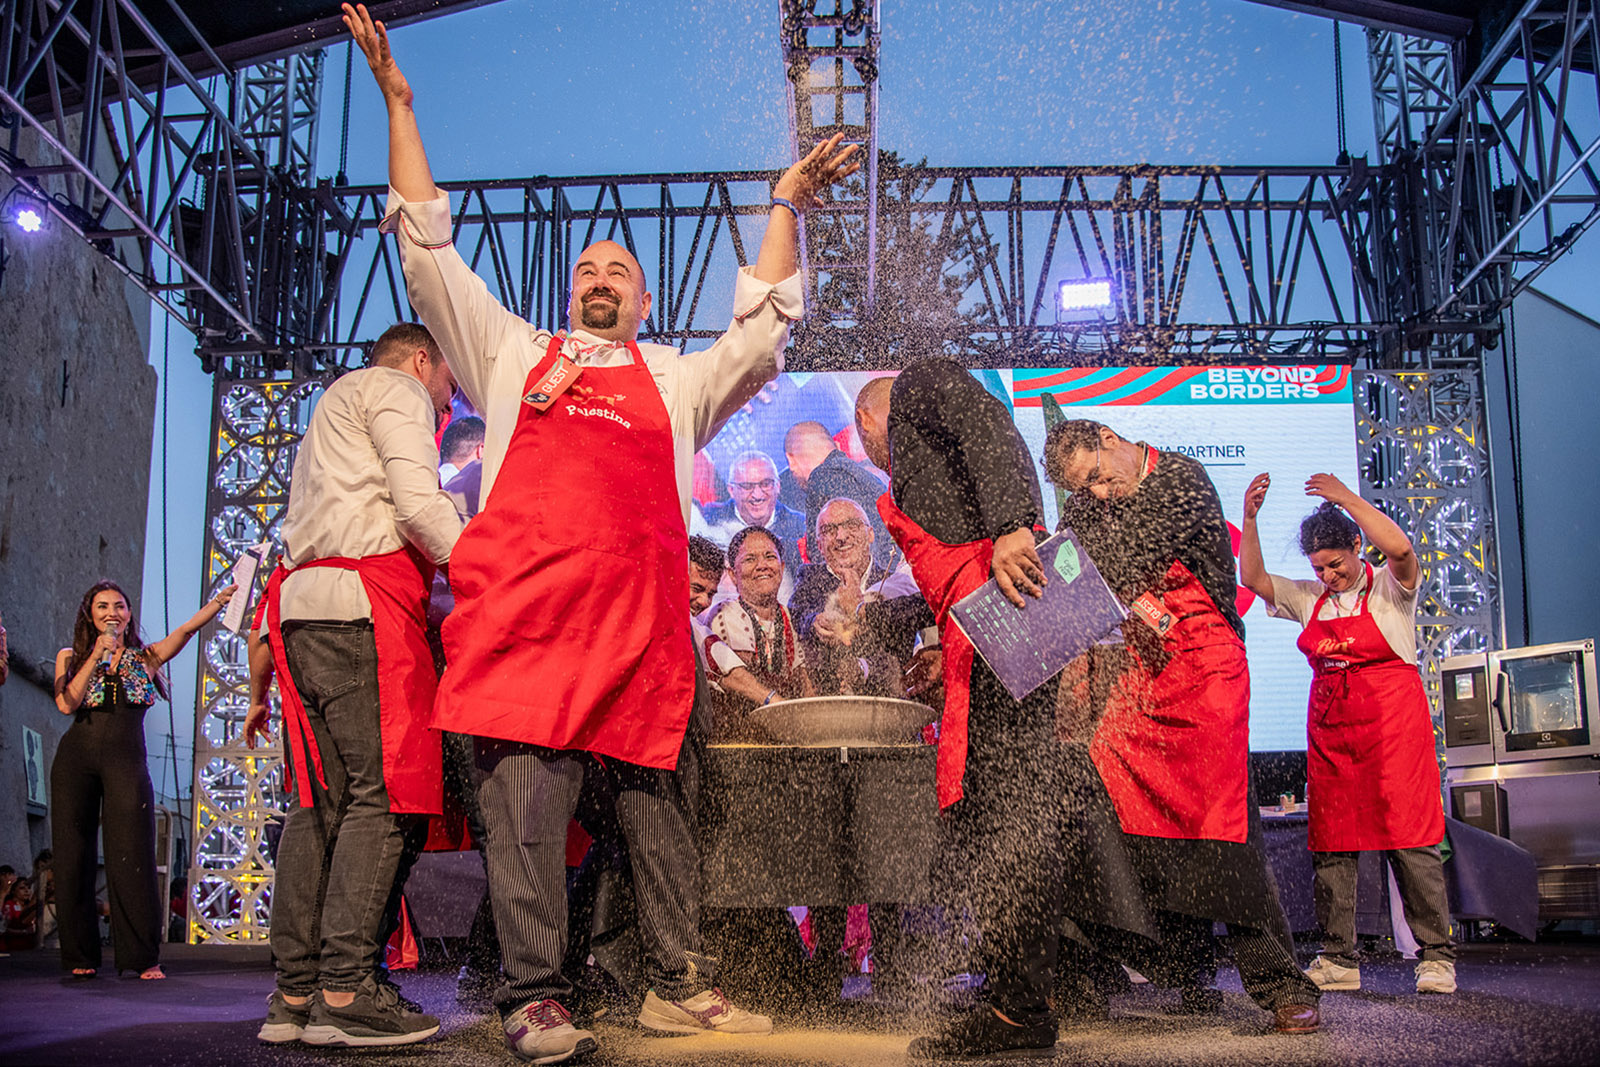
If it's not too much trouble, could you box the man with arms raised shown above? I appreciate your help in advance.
[344,5,858,1061]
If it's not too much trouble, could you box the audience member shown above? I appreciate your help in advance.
[783,421,892,565]
[705,527,812,726]
[700,451,807,577]
[0,605,9,686]
[688,535,776,723]
[2,875,39,950]
[438,414,485,483]
[52,580,235,980]
[790,498,929,697]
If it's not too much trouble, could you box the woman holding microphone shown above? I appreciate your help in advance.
[1240,473,1456,996]
[51,580,235,980]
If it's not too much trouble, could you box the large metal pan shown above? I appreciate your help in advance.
[742,695,938,747]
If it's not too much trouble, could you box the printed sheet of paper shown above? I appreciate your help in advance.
[220,542,273,635]
[949,529,1127,701]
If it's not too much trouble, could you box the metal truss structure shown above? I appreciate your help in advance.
[0,0,343,349]
[1366,1,1600,325]
[185,378,320,943]
[7,1,1584,941]
[780,0,880,321]
[1356,370,1499,709]
[310,162,1403,377]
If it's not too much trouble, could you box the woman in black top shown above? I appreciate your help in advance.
[52,580,234,979]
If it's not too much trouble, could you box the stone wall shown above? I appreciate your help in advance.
[0,124,155,874]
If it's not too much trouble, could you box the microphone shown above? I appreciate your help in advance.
[101,623,119,670]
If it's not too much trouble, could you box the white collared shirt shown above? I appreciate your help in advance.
[1267,563,1421,665]
[382,190,804,530]
[278,366,463,621]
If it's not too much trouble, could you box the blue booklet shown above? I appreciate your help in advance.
[948,528,1128,701]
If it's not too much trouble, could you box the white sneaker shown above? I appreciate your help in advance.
[637,988,773,1035]
[1415,959,1457,994]
[502,999,596,1063]
[1304,955,1361,990]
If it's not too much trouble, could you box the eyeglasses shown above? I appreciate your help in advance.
[818,518,866,538]
[730,479,776,493]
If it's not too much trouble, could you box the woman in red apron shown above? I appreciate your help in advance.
[1240,472,1456,996]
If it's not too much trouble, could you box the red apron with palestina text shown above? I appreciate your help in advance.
[433,336,695,768]
[1091,556,1251,843]
[877,494,993,810]
[1298,564,1445,852]
[264,546,443,814]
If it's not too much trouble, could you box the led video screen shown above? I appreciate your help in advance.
[691,364,1358,751]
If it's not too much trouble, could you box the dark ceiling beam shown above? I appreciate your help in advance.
[172,0,507,77]
[1244,1,1477,39]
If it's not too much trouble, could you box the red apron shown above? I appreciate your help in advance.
[1298,564,1445,851]
[877,495,993,810]
[1089,450,1251,843]
[264,546,443,815]
[434,336,695,769]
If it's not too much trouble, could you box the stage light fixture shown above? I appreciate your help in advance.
[1058,277,1114,312]
[14,205,43,233]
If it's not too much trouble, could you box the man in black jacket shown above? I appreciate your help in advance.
[854,363,1151,1061]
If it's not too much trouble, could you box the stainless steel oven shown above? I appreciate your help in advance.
[1443,640,1598,766]
[1491,640,1598,763]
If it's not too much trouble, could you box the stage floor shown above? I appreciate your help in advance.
[2,942,1598,1066]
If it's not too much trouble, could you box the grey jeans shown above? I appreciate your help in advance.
[1313,845,1456,964]
[271,621,413,994]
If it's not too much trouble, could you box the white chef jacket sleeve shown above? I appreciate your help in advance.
[382,188,527,414]
[1265,573,1323,626]
[367,374,464,566]
[675,268,805,452]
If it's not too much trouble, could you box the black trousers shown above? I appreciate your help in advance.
[1314,846,1456,964]
[937,661,1065,1026]
[50,703,161,973]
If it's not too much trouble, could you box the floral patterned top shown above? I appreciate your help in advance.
[84,650,158,707]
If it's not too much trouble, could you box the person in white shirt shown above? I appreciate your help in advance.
[342,4,859,1060]
[244,321,461,1048]
[1240,472,1456,997]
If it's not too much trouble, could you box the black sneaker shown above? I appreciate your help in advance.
[257,990,312,1043]
[376,972,425,1013]
[300,977,441,1047]
[907,1005,1057,1060]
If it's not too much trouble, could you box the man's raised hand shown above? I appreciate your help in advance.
[342,3,412,107]
[773,133,862,213]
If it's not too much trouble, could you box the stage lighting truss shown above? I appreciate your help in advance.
[1356,370,1498,721]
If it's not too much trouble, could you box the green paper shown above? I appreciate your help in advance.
[1053,540,1082,584]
